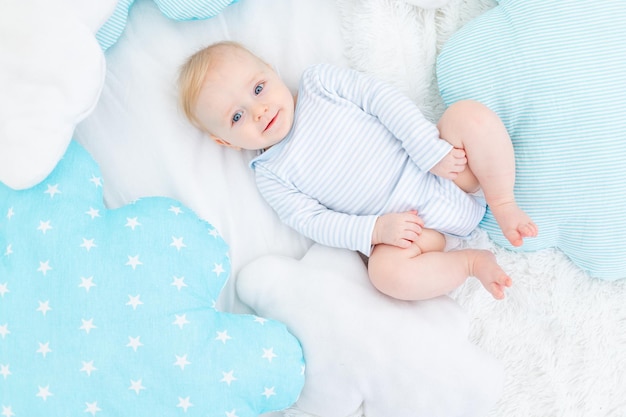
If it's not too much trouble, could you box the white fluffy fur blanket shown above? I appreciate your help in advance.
[288,0,626,416]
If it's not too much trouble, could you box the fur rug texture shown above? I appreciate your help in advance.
[286,0,626,416]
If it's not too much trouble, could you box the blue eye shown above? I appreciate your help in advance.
[232,112,242,123]
[255,83,264,95]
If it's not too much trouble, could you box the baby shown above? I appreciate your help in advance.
[178,41,537,301]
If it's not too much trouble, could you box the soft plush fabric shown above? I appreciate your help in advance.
[0,0,111,190]
[0,141,305,416]
[398,0,451,7]
[96,0,239,50]
[436,0,626,280]
[238,244,504,417]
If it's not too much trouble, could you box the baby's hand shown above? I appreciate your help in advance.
[372,210,424,248]
[429,148,467,180]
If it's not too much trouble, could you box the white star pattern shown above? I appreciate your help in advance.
[213,263,225,277]
[80,318,97,334]
[79,276,96,292]
[174,354,191,370]
[254,316,268,325]
[80,360,97,376]
[216,330,232,344]
[0,405,14,417]
[36,300,52,316]
[177,396,193,412]
[36,342,51,358]
[261,387,276,399]
[170,236,186,251]
[4,243,12,256]
[125,217,141,230]
[89,175,103,187]
[208,227,220,238]
[37,260,52,276]
[0,282,9,297]
[262,348,277,363]
[80,238,97,251]
[126,336,143,352]
[36,385,53,401]
[0,324,10,339]
[125,255,142,270]
[37,220,52,234]
[129,379,146,395]
[0,364,11,379]
[171,276,187,291]
[169,206,183,215]
[221,370,237,386]
[84,401,101,416]
[44,184,61,198]
[85,207,100,219]
[6,207,14,219]
[173,314,190,329]
[126,295,143,310]
[226,410,239,417]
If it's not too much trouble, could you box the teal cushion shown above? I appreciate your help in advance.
[97,0,238,50]
[437,0,626,280]
[0,141,304,416]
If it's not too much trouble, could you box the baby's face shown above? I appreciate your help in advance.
[194,48,296,150]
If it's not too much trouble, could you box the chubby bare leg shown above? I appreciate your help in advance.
[367,228,512,301]
[437,100,538,247]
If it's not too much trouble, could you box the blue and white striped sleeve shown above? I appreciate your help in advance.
[254,166,378,255]
[313,64,452,171]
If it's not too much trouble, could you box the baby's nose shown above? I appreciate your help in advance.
[253,103,268,120]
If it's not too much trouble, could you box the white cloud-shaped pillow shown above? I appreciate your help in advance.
[0,0,113,190]
[0,0,242,191]
[238,244,504,417]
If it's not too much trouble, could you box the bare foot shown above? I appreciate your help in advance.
[471,250,512,300]
[489,201,538,247]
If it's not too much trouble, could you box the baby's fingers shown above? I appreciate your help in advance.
[396,239,412,249]
[450,148,466,159]
[404,222,422,237]
[407,210,425,227]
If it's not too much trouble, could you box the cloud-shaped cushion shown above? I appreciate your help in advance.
[437,0,626,280]
[0,0,109,190]
[0,0,240,191]
[97,0,238,50]
[238,244,504,417]
[0,140,304,416]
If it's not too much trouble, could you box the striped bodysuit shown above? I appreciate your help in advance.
[251,63,485,256]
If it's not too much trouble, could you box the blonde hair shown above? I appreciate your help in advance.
[177,40,251,132]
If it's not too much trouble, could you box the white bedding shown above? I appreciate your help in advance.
[70,0,626,416]
[76,0,348,312]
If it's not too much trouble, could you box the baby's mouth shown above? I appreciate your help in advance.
[264,112,278,132]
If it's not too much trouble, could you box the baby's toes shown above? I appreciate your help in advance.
[505,229,523,247]
[519,222,538,238]
[489,283,506,300]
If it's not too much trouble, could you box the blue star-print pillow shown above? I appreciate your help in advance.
[0,140,304,416]
[437,0,626,280]
[97,0,239,50]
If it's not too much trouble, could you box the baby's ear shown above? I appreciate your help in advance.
[210,135,240,150]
